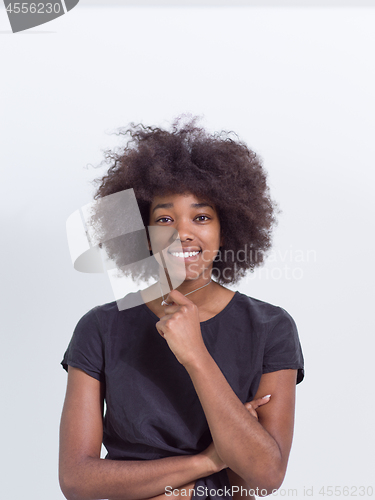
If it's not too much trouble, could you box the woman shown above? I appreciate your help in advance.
[59,117,304,500]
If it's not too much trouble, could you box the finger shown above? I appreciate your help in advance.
[155,321,165,338]
[245,394,271,408]
[244,403,259,420]
[162,304,180,314]
[165,289,194,306]
[161,297,176,306]
[251,395,272,409]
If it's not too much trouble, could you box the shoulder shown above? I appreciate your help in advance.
[81,290,144,323]
[232,293,305,384]
[232,291,296,332]
[217,290,304,383]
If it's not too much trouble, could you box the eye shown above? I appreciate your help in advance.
[195,215,211,222]
[156,217,172,223]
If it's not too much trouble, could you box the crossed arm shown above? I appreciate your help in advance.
[59,365,217,500]
[184,355,297,491]
[59,289,297,500]
[59,363,297,500]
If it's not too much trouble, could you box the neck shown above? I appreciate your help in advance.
[158,275,216,307]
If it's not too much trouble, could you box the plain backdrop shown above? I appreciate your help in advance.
[1,4,375,500]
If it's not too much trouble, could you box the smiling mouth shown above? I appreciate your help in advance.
[168,250,202,259]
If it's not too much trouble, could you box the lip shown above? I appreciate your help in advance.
[167,248,202,261]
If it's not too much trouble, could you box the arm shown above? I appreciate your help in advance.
[186,362,297,494]
[59,366,222,500]
[156,290,298,494]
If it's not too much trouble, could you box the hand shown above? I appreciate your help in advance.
[155,289,208,366]
[244,394,271,420]
[200,440,227,474]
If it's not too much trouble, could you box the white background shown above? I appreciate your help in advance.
[1,5,374,499]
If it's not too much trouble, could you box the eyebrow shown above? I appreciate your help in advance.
[152,202,214,213]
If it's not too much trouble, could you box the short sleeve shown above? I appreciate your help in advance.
[60,307,105,382]
[263,307,304,384]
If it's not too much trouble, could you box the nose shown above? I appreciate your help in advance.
[174,218,194,243]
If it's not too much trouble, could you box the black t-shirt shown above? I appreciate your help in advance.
[61,290,304,498]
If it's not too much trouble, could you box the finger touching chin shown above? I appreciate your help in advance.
[156,325,165,337]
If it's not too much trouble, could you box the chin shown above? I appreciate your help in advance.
[185,266,212,281]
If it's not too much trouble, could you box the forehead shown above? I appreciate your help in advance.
[150,192,217,212]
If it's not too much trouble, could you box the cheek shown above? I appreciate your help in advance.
[201,233,221,261]
[148,226,179,254]
[209,224,222,247]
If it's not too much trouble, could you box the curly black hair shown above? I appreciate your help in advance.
[90,115,280,285]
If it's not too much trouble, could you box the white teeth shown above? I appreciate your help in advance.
[170,251,200,258]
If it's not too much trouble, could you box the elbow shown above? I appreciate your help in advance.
[264,470,285,496]
[257,480,285,498]
[59,475,81,500]
[59,466,88,500]
[59,478,76,500]
[243,466,286,497]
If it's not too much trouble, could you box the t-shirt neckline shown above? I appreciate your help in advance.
[140,290,240,326]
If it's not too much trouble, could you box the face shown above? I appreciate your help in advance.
[148,192,223,283]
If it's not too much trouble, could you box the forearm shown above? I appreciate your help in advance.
[184,350,283,490]
[61,453,212,500]
[144,480,196,500]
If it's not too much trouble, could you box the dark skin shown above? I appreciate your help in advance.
[59,192,298,500]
